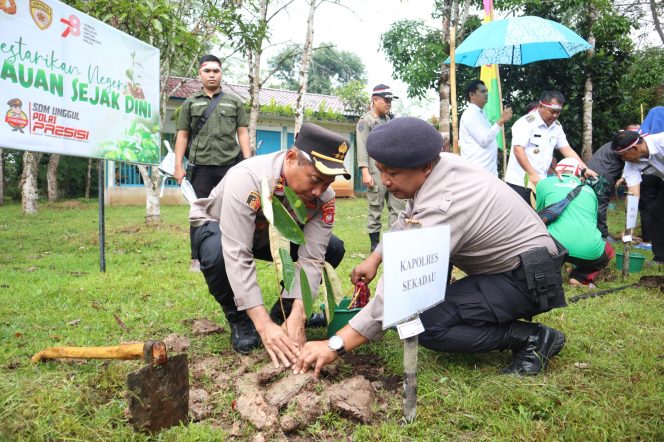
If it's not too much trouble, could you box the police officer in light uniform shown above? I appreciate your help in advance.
[505,90,596,205]
[356,84,407,252]
[189,123,349,368]
[294,117,568,378]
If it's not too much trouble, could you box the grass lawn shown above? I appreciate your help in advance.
[0,197,663,441]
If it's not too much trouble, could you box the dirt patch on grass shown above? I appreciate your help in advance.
[340,352,402,392]
[187,350,399,438]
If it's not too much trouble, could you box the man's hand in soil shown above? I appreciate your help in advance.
[247,306,299,368]
[283,300,307,349]
[292,341,337,378]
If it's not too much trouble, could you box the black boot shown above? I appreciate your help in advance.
[369,232,380,252]
[222,308,261,354]
[502,322,566,376]
[269,298,327,328]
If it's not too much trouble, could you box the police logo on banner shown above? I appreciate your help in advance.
[30,0,53,30]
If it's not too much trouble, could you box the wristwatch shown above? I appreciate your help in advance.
[327,334,346,356]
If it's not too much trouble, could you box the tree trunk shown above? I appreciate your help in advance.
[438,3,453,148]
[137,165,161,225]
[85,158,93,199]
[294,0,318,133]
[247,0,268,155]
[582,5,597,162]
[651,0,664,45]
[0,149,4,206]
[20,151,41,214]
[47,154,60,202]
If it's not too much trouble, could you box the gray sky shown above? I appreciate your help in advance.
[222,0,441,118]
[220,0,662,119]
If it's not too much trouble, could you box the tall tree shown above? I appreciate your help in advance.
[294,0,319,132]
[380,0,473,142]
[582,3,597,162]
[650,0,664,45]
[47,154,60,202]
[20,152,40,214]
[239,0,295,153]
[268,43,366,94]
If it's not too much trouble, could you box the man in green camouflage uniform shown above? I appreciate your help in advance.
[356,84,407,251]
[173,54,251,271]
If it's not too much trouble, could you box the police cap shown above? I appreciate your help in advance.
[372,84,399,100]
[366,117,442,168]
[7,98,22,107]
[294,123,351,179]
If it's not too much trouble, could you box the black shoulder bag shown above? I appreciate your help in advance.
[537,184,585,225]
[185,92,225,162]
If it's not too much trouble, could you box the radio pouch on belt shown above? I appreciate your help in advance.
[185,92,225,161]
[518,246,567,311]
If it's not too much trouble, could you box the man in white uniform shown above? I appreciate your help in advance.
[611,130,664,263]
[459,80,513,175]
[505,90,596,205]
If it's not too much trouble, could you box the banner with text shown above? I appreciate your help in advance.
[382,225,450,329]
[0,0,160,164]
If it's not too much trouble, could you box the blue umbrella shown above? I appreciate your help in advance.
[446,16,592,67]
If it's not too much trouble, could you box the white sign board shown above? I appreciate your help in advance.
[382,225,450,329]
[626,194,639,229]
[0,0,160,164]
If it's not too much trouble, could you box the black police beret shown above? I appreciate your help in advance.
[294,123,351,179]
[366,117,442,168]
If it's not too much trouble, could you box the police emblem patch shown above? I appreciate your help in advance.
[526,114,535,122]
[246,191,261,211]
[357,120,366,132]
[30,0,53,30]
[321,198,335,225]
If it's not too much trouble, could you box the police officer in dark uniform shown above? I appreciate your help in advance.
[294,118,568,378]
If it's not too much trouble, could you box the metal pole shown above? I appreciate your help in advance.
[98,159,106,272]
[403,334,418,422]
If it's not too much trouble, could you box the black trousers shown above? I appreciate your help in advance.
[639,176,664,260]
[595,186,613,239]
[189,163,238,259]
[193,221,345,313]
[418,272,562,354]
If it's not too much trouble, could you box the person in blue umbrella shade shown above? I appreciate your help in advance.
[505,90,598,206]
[611,107,664,264]
[459,80,513,175]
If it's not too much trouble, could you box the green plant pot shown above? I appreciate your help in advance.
[325,297,361,338]
[615,252,646,272]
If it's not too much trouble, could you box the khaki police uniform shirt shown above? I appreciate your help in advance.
[356,111,392,176]
[189,151,336,310]
[176,89,248,166]
[348,153,557,340]
[505,110,569,186]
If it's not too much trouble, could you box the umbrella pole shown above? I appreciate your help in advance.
[450,26,459,155]
[497,65,507,178]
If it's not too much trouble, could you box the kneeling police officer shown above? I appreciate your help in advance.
[189,123,349,367]
[294,117,568,377]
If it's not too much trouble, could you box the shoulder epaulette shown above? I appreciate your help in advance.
[526,114,536,122]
